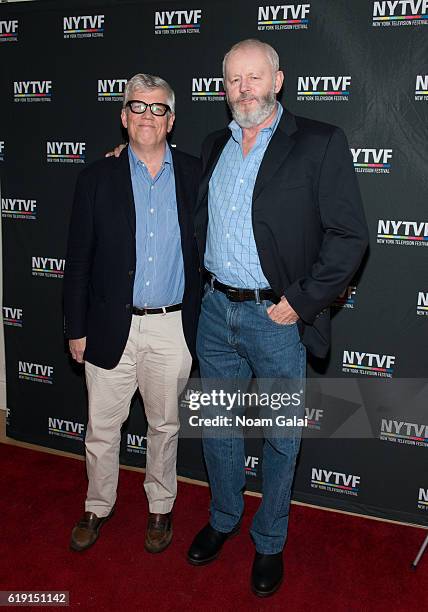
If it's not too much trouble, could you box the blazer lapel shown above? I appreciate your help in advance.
[253,109,298,202]
[196,130,230,210]
[113,145,136,235]
[171,149,188,238]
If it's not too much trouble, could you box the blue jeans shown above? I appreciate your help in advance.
[197,285,306,554]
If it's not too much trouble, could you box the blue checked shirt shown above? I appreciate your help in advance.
[128,144,184,308]
[204,102,283,288]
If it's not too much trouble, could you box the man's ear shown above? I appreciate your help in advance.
[121,108,128,130]
[167,112,175,134]
[275,70,284,94]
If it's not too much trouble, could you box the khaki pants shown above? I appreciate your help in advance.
[84,311,192,517]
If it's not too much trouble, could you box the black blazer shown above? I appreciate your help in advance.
[194,109,369,358]
[64,146,201,369]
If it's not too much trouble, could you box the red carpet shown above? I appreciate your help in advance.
[0,442,426,611]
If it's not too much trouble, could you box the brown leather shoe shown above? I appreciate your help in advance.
[70,507,114,552]
[144,512,173,553]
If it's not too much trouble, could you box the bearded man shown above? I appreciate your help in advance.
[187,39,368,597]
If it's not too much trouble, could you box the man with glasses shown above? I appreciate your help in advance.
[64,73,200,554]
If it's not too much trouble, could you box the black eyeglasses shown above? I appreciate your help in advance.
[126,100,171,116]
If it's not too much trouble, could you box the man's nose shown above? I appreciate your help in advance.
[239,78,250,93]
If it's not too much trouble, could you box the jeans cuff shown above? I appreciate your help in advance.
[210,519,239,534]
[255,546,284,555]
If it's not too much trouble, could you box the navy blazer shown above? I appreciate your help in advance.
[194,109,369,358]
[64,146,201,369]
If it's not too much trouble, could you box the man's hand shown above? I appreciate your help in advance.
[69,337,86,363]
[266,296,299,325]
[105,143,127,158]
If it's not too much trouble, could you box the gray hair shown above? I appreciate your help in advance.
[222,39,280,79]
[123,73,175,113]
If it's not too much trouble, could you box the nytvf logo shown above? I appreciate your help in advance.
[32,256,65,278]
[46,142,86,163]
[417,291,428,316]
[258,4,310,30]
[351,148,392,173]
[3,306,23,327]
[415,75,428,100]
[342,351,395,378]
[154,9,202,34]
[192,77,225,101]
[380,419,428,448]
[63,15,105,38]
[245,455,259,477]
[0,140,4,161]
[0,19,18,42]
[296,76,350,101]
[98,79,127,102]
[418,487,428,510]
[373,0,428,26]
[127,433,147,454]
[2,197,36,220]
[19,361,53,384]
[333,286,357,309]
[377,219,428,246]
[14,81,52,102]
[311,468,360,496]
[305,407,323,430]
[48,417,85,441]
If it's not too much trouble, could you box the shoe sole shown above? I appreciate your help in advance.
[144,529,173,554]
[187,528,240,566]
[69,508,115,552]
[251,576,283,598]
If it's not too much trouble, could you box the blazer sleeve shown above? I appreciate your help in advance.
[63,170,95,339]
[283,127,369,324]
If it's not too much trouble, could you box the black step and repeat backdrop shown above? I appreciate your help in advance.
[1,0,428,526]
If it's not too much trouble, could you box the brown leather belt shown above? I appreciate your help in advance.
[208,277,280,304]
[132,303,182,316]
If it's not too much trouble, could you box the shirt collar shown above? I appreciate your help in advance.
[128,142,172,174]
[228,101,283,145]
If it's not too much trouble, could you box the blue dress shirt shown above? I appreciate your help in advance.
[128,144,184,308]
[205,102,283,289]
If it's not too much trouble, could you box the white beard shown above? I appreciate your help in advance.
[227,88,277,129]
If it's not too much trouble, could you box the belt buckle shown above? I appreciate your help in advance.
[227,287,241,302]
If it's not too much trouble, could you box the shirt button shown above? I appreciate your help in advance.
[146,281,150,286]
[148,257,153,262]
[150,208,154,214]
[239,178,244,184]
[226,233,230,239]
[151,186,154,190]
[144,303,148,307]
[227,262,231,267]
[232,206,236,211]
[149,232,154,237]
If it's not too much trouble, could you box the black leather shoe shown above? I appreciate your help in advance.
[251,551,283,597]
[187,522,240,565]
